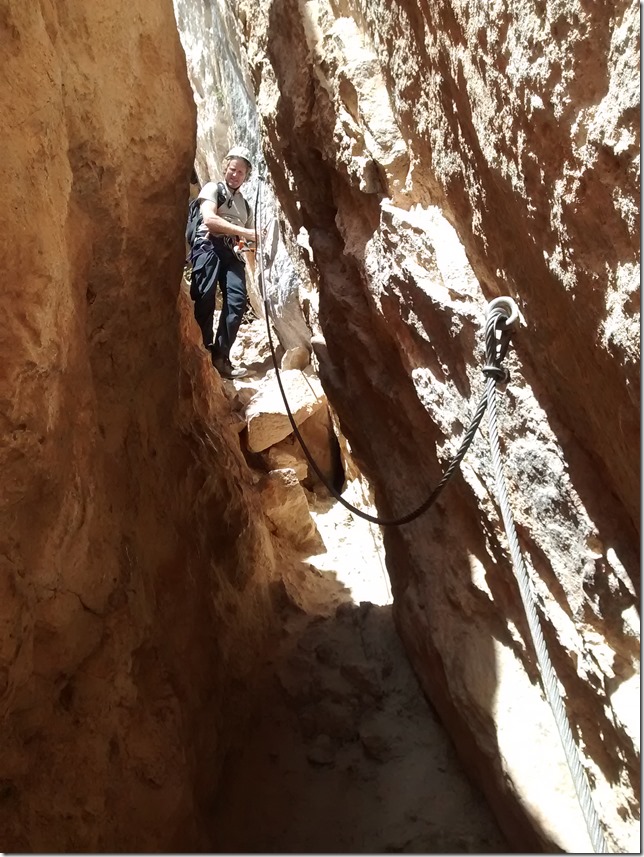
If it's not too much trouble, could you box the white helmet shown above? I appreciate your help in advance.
[225,145,253,173]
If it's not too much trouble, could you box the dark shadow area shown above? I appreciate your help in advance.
[207,588,509,854]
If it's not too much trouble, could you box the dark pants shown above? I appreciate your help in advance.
[189,237,247,360]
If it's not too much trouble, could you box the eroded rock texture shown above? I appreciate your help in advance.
[181,0,640,851]
[0,2,283,850]
[2,0,639,852]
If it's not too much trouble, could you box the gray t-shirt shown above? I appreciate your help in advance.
[196,181,254,240]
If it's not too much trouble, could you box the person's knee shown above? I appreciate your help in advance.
[191,250,220,299]
[227,275,247,312]
[228,290,246,314]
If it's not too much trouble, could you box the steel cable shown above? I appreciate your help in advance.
[484,311,609,854]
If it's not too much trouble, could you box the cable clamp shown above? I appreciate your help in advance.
[482,364,510,383]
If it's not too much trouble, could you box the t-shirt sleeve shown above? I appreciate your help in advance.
[198,181,219,205]
[245,202,254,229]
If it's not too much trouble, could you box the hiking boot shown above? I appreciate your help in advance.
[223,361,247,379]
[212,355,247,379]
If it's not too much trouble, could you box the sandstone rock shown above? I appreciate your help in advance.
[227,411,247,435]
[340,662,383,699]
[197,0,640,852]
[246,370,326,452]
[299,700,357,743]
[311,668,354,704]
[297,406,339,491]
[6,0,634,853]
[281,346,310,370]
[262,435,309,482]
[258,469,324,553]
[0,4,284,851]
[359,720,395,763]
[227,379,261,409]
[276,655,315,705]
[306,734,336,767]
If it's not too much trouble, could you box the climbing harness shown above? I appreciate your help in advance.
[253,174,608,853]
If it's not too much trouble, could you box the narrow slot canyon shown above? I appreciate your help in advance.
[187,313,508,853]
[0,0,639,854]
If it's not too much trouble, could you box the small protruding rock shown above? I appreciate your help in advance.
[281,346,310,371]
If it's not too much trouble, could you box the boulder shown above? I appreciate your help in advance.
[258,469,325,554]
[246,370,326,452]
[262,435,309,482]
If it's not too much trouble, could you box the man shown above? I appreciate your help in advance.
[189,146,256,379]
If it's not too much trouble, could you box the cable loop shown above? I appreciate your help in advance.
[487,295,519,326]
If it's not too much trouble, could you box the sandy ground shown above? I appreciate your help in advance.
[305,489,393,606]
[206,314,508,853]
[209,585,507,853]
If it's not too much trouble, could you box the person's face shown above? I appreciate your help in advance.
[225,158,249,189]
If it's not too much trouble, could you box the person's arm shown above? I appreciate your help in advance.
[200,200,255,242]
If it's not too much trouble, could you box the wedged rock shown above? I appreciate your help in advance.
[258,469,325,553]
[220,407,247,435]
[227,379,262,409]
[281,346,310,371]
[246,370,326,452]
[297,406,339,491]
[262,436,309,482]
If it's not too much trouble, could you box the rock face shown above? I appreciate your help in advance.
[184,0,640,852]
[0,3,284,851]
[1,0,639,853]
[173,0,313,353]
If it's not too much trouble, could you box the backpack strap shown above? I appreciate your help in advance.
[216,181,227,209]
[217,181,252,223]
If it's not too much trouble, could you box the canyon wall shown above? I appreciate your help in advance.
[178,0,640,851]
[0,1,285,850]
[1,0,639,852]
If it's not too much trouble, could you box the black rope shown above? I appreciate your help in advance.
[253,173,514,527]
